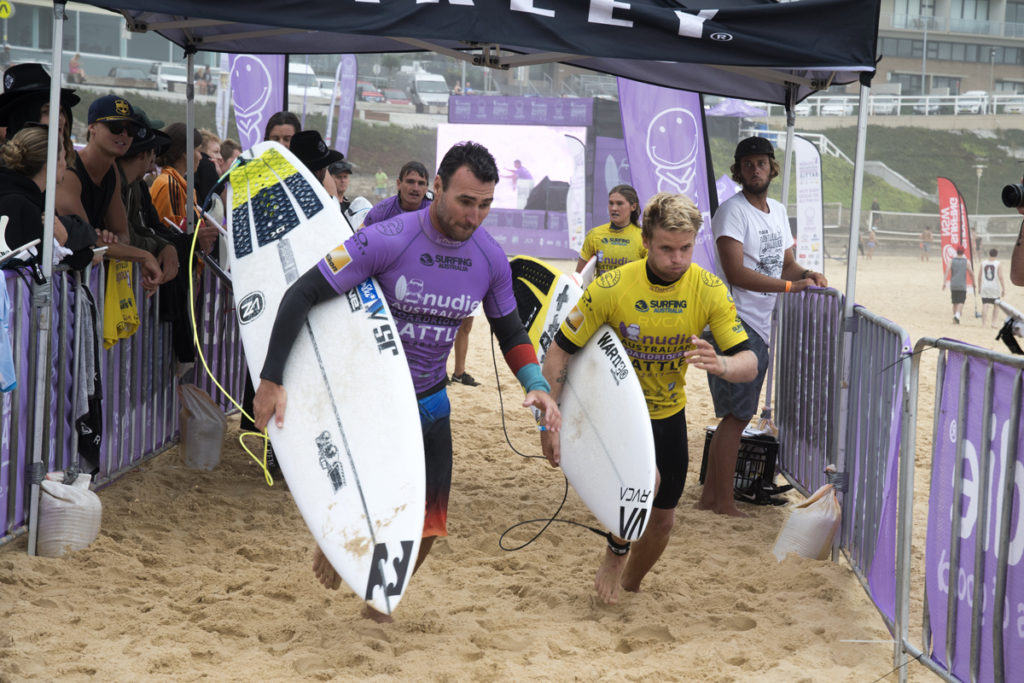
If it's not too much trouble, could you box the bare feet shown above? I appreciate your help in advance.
[594,548,629,604]
[312,546,342,590]
[362,605,394,623]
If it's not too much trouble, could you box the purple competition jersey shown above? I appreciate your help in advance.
[363,194,432,227]
[317,207,516,393]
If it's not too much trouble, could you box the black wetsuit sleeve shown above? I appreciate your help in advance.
[553,329,582,355]
[487,310,532,354]
[720,339,752,356]
[259,266,339,384]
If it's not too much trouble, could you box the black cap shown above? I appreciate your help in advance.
[88,94,135,124]
[0,63,81,123]
[126,108,171,157]
[328,159,353,175]
[290,130,343,173]
[734,136,774,160]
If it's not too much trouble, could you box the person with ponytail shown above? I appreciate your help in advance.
[0,125,69,249]
[576,184,646,278]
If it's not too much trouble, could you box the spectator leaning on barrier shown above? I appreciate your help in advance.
[55,94,165,295]
[1013,207,1024,287]
[0,126,70,250]
[701,136,827,517]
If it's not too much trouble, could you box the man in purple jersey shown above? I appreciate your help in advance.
[254,142,561,622]
[363,160,431,227]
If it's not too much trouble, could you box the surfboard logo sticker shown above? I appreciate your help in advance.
[325,244,352,273]
[237,291,266,324]
[365,540,414,602]
[618,503,650,541]
[315,430,347,492]
[596,331,630,385]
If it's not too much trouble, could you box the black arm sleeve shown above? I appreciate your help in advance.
[487,310,532,355]
[259,266,339,384]
[553,329,582,355]
[720,339,752,356]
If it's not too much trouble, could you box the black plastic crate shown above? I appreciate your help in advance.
[699,426,779,492]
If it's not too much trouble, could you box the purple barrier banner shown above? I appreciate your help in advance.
[228,54,286,151]
[925,351,1024,681]
[617,78,715,271]
[593,136,630,224]
[482,209,577,260]
[448,96,592,126]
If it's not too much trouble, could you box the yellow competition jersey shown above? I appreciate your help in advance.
[579,222,647,277]
[560,259,747,419]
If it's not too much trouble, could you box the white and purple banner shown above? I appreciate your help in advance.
[593,136,630,223]
[215,53,231,141]
[326,55,358,155]
[448,96,592,126]
[925,351,1024,681]
[793,135,825,273]
[617,78,715,271]
[715,173,740,205]
[228,54,285,152]
[565,135,586,252]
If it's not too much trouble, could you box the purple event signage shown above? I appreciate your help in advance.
[482,209,578,260]
[448,96,592,126]
[329,55,358,155]
[617,78,715,272]
[228,54,285,151]
[593,136,630,223]
[925,351,1024,681]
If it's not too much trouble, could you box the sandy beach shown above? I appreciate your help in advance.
[1,250,1020,681]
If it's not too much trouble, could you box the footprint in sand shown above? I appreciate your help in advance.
[723,615,757,631]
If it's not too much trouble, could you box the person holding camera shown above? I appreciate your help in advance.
[1002,179,1024,286]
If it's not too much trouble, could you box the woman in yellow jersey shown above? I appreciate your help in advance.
[576,184,647,277]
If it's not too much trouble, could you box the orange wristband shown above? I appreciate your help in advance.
[784,280,792,292]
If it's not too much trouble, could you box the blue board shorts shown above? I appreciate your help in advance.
[704,320,770,421]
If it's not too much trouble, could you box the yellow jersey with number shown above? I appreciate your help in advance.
[579,222,647,277]
[560,259,747,419]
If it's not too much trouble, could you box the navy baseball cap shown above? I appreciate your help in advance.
[734,136,775,160]
[88,94,135,124]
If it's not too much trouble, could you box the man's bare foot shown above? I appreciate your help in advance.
[312,546,342,590]
[694,497,713,511]
[594,548,629,604]
[362,605,394,623]
[714,504,748,518]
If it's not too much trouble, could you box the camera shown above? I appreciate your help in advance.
[1003,178,1024,208]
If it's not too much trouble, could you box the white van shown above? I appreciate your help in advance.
[288,62,332,100]
[410,72,450,113]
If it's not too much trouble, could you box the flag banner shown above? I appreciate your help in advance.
[593,136,630,223]
[228,54,285,151]
[215,53,231,141]
[925,351,1024,682]
[327,54,358,155]
[938,177,976,287]
[617,78,715,271]
[793,136,825,273]
[565,135,587,253]
[715,174,740,205]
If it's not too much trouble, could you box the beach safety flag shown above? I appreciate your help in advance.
[937,177,976,288]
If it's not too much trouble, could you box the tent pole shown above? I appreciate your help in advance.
[831,81,871,551]
[780,84,796,212]
[185,48,197,234]
[27,0,66,556]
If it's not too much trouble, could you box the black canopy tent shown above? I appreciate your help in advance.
[28,1,881,559]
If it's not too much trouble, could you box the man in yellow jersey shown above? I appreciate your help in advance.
[577,184,647,278]
[540,193,757,604]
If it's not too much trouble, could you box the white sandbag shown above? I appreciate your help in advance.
[178,383,227,470]
[772,483,841,562]
[37,472,102,558]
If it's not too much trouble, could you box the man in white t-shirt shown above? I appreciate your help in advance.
[978,248,1007,328]
[699,136,828,516]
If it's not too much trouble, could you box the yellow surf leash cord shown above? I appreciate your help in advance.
[184,175,277,486]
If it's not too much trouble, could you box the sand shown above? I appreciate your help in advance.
[1,251,1020,682]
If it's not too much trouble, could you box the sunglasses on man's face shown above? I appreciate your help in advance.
[102,121,142,138]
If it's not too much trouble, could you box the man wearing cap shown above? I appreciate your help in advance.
[116,110,178,281]
[699,136,827,517]
[328,159,354,214]
[0,63,80,142]
[56,94,163,294]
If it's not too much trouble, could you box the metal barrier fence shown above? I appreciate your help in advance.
[774,287,845,496]
[896,339,1024,683]
[0,260,244,547]
[774,290,911,635]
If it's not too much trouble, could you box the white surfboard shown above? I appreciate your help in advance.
[344,196,372,231]
[227,142,425,616]
[511,256,656,541]
[572,254,597,289]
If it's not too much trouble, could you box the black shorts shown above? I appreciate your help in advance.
[981,297,997,305]
[951,289,967,305]
[651,408,688,510]
[419,382,453,538]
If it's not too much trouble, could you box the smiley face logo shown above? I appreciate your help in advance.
[114,99,131,116]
